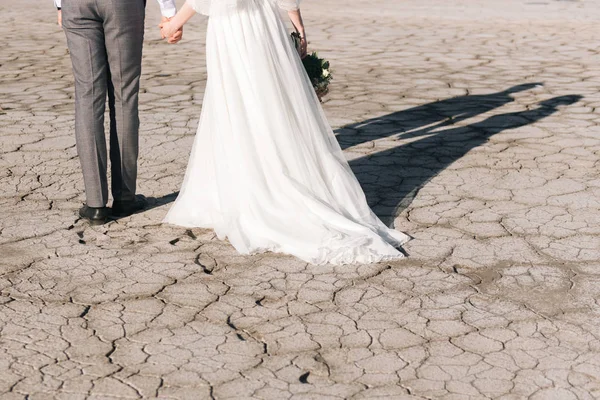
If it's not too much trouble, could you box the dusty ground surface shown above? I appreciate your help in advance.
[1,0,599,398]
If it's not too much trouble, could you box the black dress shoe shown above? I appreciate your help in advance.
[79,205,110,226]
[111,194,148,217]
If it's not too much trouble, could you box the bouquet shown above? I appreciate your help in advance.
[291,32,332,101]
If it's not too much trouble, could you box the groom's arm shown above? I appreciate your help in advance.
[156,0,177,18]
[54,0,62,26]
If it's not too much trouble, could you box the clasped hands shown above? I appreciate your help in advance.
[160,17,183,44]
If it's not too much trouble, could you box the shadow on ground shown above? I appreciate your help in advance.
[338,85,581,226]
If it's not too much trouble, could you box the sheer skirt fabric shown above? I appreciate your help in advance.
[186,0,300,16]
[164,0,410,264]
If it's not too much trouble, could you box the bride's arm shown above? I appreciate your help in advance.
[288,9,308,58]
[160,2,197,40]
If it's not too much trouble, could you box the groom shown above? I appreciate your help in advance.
[55,0,183,225]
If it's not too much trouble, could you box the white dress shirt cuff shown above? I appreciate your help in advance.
[160,5,177,17]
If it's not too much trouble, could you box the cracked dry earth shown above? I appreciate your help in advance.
[1,0,600,399]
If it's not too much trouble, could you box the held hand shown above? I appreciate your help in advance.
[57,10,62,27]
[169,25,183,44]
[159,17,174,40]
[159,17,183,44]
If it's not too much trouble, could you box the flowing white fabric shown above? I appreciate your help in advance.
[164,0,411,265]
[187,0,299,16]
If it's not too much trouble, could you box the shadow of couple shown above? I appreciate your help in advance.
[147,83,581,226]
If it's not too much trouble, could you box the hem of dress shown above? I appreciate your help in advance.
[162,218,411,266]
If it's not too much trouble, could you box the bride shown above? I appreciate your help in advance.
[159,0,410,265]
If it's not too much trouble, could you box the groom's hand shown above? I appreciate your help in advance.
[57,10,62,27]
[160,16,183,44]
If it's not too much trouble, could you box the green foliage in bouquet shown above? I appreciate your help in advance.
[291,32,332,101]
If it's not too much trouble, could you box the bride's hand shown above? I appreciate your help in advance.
[288,9,307,57]
[160,17,183,44]
[298,34,308,58]
[168,25,183,44]
[159,18,182,44]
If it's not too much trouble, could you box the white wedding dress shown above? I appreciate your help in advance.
[163,0,411,264]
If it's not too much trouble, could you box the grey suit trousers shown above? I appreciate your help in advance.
[62,0,145,207]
